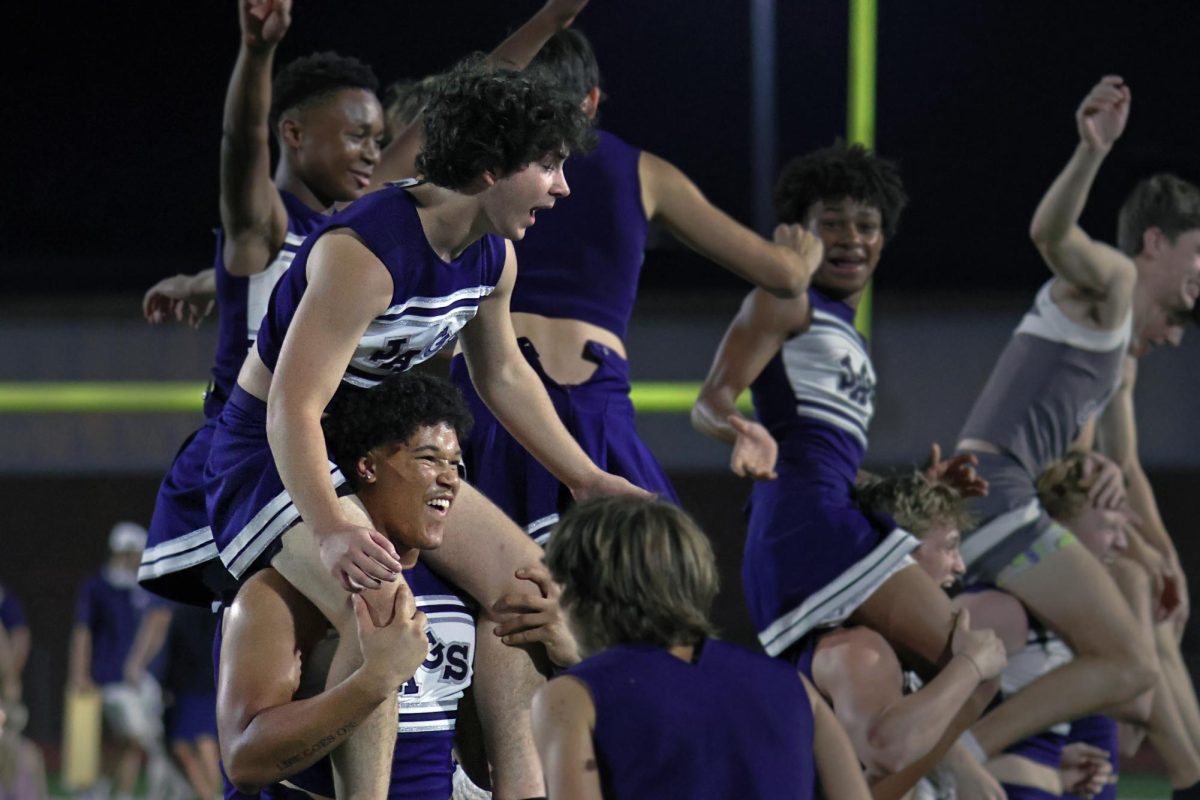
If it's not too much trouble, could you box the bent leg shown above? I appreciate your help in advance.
[1111,558,1200,787]
[973,542,1156,756]
[272,494,397,799]
[422,483,548,800]
[849,563,957,678]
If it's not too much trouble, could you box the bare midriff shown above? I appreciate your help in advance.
[237,349,275,402]
[457,312,627,386]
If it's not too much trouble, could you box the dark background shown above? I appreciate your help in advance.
[4,0,1200,757]
[5,0,1200,296]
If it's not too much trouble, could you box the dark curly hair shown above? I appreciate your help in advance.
[528,28,602,102]
[1116,173,1200,257]
[416,58,596,190]
[322,373,473,492]
[269,51,380,135]
[774,141,908,239]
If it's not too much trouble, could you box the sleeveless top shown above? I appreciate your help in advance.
[210,190,325,415]
[509,130,647,340]
[751,287,876,485]
[227,562,476,800]
[256,184,506,398]
[565,639,816,799]
[959,280,1131,477]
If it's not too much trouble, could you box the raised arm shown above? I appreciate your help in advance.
[641,152,821,298]
[373,0,589,186]
[531,675,603,800]
[220,0,293,278]
[485,0,589,70]
[1029,76,1136,300]
[267,232,400,589]
[218,569,428,793]
[458,242,648,500]
[691,288,808,479]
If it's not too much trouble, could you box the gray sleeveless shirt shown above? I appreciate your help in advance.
[958,280,1131,477]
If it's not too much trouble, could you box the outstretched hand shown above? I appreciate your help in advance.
[729,415,778,480]
[570,471,653,502]
[492,563,581,668]
[241,0,292,50]
[143,274,214,328]
[1076,75,1130,153]
[924,443,988,497]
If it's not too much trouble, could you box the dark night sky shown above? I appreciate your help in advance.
[4,0,1199,297]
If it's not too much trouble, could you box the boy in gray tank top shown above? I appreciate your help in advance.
[950,75,1200,763]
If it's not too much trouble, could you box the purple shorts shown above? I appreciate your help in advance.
[205,386,348,589]
[140,420,225,605]
[168,690,217,742]
[744,453,916,658]
[450,338,678,545]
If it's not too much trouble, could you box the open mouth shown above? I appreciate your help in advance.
[825,254,866,271]
[426,497,452,515]
[351,171,372,190]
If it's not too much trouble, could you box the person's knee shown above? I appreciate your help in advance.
[1109,685,1155,725]
[1111,647,1158,703]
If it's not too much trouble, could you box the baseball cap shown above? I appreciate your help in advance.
[109,521,148,553]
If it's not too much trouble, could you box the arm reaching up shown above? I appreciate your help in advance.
[1029,76,1136,308]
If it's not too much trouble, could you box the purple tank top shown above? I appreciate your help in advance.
[210,191,326,416]
[565,640,816,799]
[509,130,647,339]
[256,185,506,394]
[751,288,874,485]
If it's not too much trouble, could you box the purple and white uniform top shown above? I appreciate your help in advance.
[744,288,916,660]
[139,189,326,605]
[276,562,475,800]
[206,183,505,585]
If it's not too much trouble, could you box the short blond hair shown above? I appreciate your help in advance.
[1036,451,1094,523]
[544,497,719,656]
[856,470,974,538]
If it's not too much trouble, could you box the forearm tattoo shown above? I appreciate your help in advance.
[275,720,360,772]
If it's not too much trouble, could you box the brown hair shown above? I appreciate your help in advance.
[856,470,974,538]
[544,497,719,656]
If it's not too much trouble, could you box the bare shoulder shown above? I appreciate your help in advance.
[534,675,596,727]
[230,569,326,648]
[813,627,900,684]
